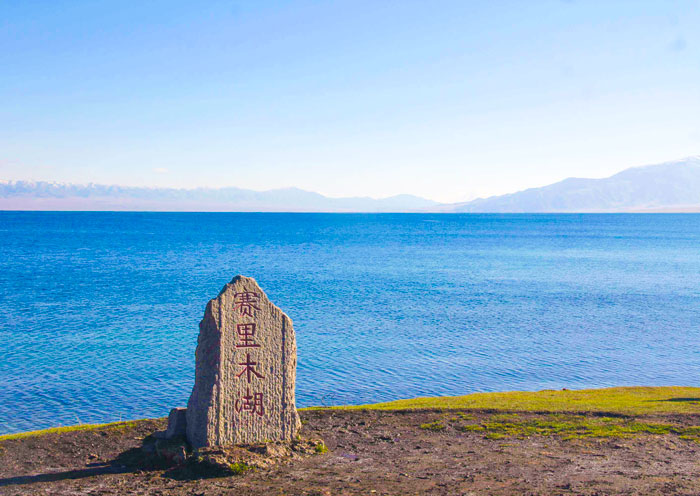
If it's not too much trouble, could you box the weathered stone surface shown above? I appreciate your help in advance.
[186,275,301,448]
[165,407,187,439]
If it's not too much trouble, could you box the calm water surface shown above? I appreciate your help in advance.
[1,212,699,434]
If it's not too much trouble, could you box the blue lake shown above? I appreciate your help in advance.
[1,212,699,435]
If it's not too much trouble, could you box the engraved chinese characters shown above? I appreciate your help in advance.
[186,276,301,448]
[233,292,264,417]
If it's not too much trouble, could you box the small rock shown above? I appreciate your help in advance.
[164,407,187,439]
[264,442,291,458]
[155,439,189,466]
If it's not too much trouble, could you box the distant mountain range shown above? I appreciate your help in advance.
[2,156,699,212]
[0,182,439,212]
[446,156,700,213]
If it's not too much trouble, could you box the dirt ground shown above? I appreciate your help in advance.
[2,409,700,495]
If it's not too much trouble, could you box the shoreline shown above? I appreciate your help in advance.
[3,386,700,495]
[3,385,700,440]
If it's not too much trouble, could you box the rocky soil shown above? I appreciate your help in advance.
[2,409,700,495]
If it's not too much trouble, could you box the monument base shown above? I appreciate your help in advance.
[142,430,326,475]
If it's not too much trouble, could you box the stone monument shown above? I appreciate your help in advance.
[181,275,301,448]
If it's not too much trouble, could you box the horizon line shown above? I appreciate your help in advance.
[2,154,699,205]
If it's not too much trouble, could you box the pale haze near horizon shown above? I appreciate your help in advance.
[1,1,699,203]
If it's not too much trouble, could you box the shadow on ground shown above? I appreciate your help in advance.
[0,441,221,487]
[0,448,146,487]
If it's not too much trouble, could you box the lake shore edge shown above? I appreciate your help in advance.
[3,386,700,495]
[4,385,700,441]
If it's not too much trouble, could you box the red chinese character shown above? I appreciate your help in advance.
[234,292,260,317]
[236,353,264,383]
[236,323,260,348]
[235,387,264,417]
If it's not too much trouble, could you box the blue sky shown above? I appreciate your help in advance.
[1,1,699,202]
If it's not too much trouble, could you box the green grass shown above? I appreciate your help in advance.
[420,420,446,431]
[446,413,700,442]
[5,387,700,442]
[310,386,700,416]
[0,420,146,442]
[227,461,251,475]
[314,441,329,454]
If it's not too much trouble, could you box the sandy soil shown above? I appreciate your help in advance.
[2,409,700,495]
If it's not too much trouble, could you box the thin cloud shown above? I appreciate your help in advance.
[668,36,687,52]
